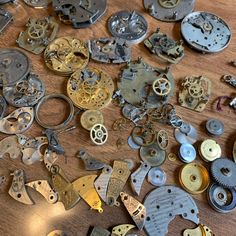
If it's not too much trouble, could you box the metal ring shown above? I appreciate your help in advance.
[35,94,74,130]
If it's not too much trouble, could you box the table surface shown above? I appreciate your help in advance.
[0,0,236,235]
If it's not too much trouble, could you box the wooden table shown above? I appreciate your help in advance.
[0,0,236,235]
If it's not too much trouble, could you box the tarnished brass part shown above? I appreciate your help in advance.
[178,76,211,112]
[113,118,131,131]
[17,17,59,54]
[179,163,210,194]
[116,138,126,150]
[120,192,146,230]
[80,110,104,131]
[73,175,103,213]
[183,224,214,236]
[233,140,236,163]
[51,165,80,210]
[168,153,177,162]
[152,77,172,96]
[157,130,169,150]
[199,139,222,162]
[90,226,110,236]
[8,169,34,205]
[44,149,58,172]
[0,174,9,193]
[67,67,114,109]
[107,161,131,206]
[159,0,180,8]
[131,125,157,147]
[44,36,89,75]
[111,224,135,236]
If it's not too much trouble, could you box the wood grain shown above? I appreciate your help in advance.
[0,0,236,235]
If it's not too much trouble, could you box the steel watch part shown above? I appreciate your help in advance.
[0,8,12,34]
[111,224,135,236]
[131,161,151,196]
[178,76,211,112]
[144,0,195,22]
[0,0,13,4]
[44,36,89,75]
[3,73,45,107]
[73,175,103,213]
[168,152,177,162]
[44,149,58,172]
[144,28,184,64]
[35,94,74,130]
[88,37,131,64]
[120,192,146,230]
[8,169,34,205]
[233,140,236,163]
[127,136,141,150]
[53,0,107,28]
[67,67,114,110]
[118,58,174,109]
[179,143,196,163]
[94,165,113,203]
[0,107,34,134]
[0,48,31,87]
[0,95,6,119]
[148,167,166,186]
[144,186,199,236]
[174,123,198,144]
[108,11,148,45]
[51,165,81,210]
[47,230,68,236]
[26,180,58,204]
[179,162,210,194]
[80,110,104,131]
[90,226,110,236]
[183,224,214,236]
[205,119,224,136]
[76,149,105,171]
[24,0,52,8]
[221,75,236,89]
[140,142,166,167]
[181,12,231,53]
[16,17,58,54]
[199,139,221,162]
[122,104,147,124]
[207,183,236,214]
[211,158,236,188]
[106,160,131,206]
[157,129,169,150]
[90,124,108,146]
[124,159,135,171]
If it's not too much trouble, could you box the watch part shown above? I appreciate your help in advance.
[113,118,131,131]
[47,230,68,236]
[0,8,12,33]
[90,226,110,236]
[73,175,103,213]
[178,76,211,112]
[3,73,45,107]
[179,163,210,194]
[183,224,214,236]
[199,139,222,162]
[51,165,81,210]
[8,169,34,205]
[118,58,174,108]
[221,75,236,89]
[181,11,231,53]
[179,143,196,163]
[80,110,104,131]
[131,161,151,196]
[144,28,184,64]
[205,119,224,136]
[88,38,131,64]
[156,129,169,150]
[94,165,113,203]
[174,123,198,144]
[211,158,236,188]
[90,124,108,146]
[24,0,52,8]
[144,186,199,236]
[53,0,107,28]
[144,0,195,22]
[116,138,126,150]
[148,167,166,186]
[140,142,166,167]
[233,140,236,163]
[106,160,131,206]
[0,174,8,193]
[122,104,147,124]
[67,67,114,110]
[207,183,236,213]
[44,36,89,75]
[0,48,31,87]
[120,192,146,230]
[26,180,58,204]
[108,11,148,45]
[0,107,34,134]
[44,149,58,172]
[76,149,105,171]
[0,95,6,119]
[111,224,135,236]
[127,136,141,150]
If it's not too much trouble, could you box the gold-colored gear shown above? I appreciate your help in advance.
[44,36,89,75]
[188,84,204,98]
[67,67,114,110]
[199,139,222,162]
[179,163,210,194]
[183,224,214,236]
[80,110,104,130]
[152,77,171,96]
[159,0,180,9]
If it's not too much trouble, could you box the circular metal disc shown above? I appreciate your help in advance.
[179,143,196,163]
[80,110,104,130]
[128,136,141,150]
[206,119,224,136]
[181,12,231,53]
[174,124,197,144]
[148,167,166,186]
[199,139,221,162]
[24,0,52,8]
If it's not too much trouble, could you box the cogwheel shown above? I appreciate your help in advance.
[211,158,236,188]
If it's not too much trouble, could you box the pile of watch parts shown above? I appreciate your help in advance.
[0,0,235,236]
